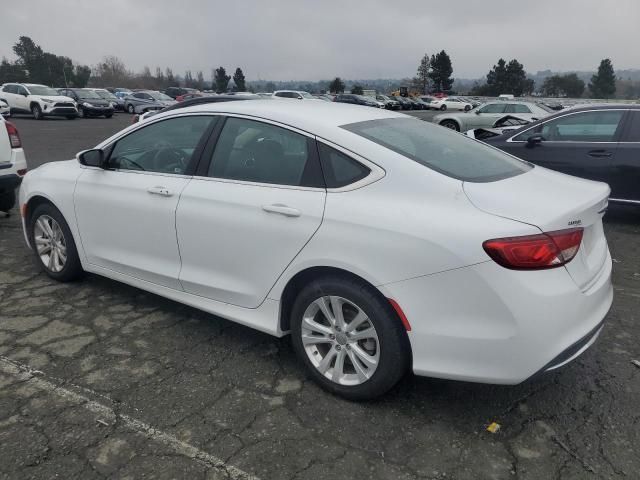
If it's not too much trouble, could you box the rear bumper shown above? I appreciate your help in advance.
[380,251,613,384]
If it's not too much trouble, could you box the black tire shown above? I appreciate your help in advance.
[440,120,460,131]
[66,115,76,120]
[127,104,135,114]
[0,190,16,212]
[28,203,84,282]
[440,104,447,111]
[31,104,43,120]
[464,105,471,111]
[290,275,410,400]
[105,113,113,118]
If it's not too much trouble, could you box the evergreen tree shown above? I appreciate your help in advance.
[428,50,453,92]
[196,71,205,90]
[214,66,231,93]
[233,68,246,91]
[415,53,430,94]
[351,85,364,95]
[589,59,616,98]
[329,77,345,94]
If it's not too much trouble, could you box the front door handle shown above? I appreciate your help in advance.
[147,186,173,197]
[262,204,301,217]
[587,150,612,158]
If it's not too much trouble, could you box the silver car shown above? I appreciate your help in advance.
[124,90,176,114]
[433,101,552,131]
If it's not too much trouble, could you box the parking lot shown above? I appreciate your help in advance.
[1,114,639,479]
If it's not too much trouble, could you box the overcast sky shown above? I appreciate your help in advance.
[1,0,638,81]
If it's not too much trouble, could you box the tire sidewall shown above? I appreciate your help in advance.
[127,104,135,114]
[441,120,459,131]
[290,277,409,400]
[29,203,83,282]
[32,104,42,120]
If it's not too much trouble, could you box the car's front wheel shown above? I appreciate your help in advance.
[28,203,83,282]
[127,104,135,114]
[291,276,410,400]
[440,104,447,111]
[31,104,43,120]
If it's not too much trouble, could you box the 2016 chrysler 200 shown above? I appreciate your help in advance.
[19,101,613,400]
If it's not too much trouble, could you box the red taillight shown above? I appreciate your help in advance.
[5,121,21,148]
[483,228,584,270]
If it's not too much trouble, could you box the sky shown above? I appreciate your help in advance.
[1,0,638,81]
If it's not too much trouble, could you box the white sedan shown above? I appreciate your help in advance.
[430,97,473,111]
[19,101,612,399]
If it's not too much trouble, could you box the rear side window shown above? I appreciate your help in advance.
[622,111,640,142]
[318,143,370,188]
[342,117,531,183]
[208,117,323,187]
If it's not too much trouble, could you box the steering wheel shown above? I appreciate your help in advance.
[152,147,188,173]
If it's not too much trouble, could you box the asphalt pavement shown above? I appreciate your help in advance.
[0,112,639,480]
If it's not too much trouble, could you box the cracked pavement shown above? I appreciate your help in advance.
[1,116,639,479]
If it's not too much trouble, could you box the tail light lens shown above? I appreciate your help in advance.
[5,121,21,148]
[483,228,584,270]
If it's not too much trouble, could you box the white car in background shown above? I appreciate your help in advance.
[429,97,473,111]
[0,83,78,119]
[19,101,612,400]
[272,90,319,100]
[0,117,27,212]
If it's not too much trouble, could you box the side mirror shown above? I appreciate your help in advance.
[21,92,28,97]
[526,134,543,147]
[77,148,105,168]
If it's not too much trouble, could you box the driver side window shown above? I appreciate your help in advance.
[478,103,507,114]
[108,116,214,174]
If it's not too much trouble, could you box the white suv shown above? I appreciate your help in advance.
[0,116,27,212]
[0,83,78,120]
[272,90,319,100]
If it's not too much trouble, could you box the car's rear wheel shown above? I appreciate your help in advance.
[440,120,460,131]
[28,203,83,282]
[127,104,135,114]
[31,104,43,120]
[291,276,410,400]
[0,190,16,212]
[440,104,447,111]
[464,105,471,111]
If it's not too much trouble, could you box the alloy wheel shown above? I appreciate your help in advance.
[301,296,380,386]
[34,215,67,273]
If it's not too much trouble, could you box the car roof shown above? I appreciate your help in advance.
[153,99,404,137]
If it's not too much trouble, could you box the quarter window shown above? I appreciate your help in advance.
[318,144,370,188]
[513,110,624,142]
[505,104,532,114]
[208,117,323,187]
[108,116,214,174]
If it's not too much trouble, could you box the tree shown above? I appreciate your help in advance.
[329,77,345,94]
[542,73,585,97]
[184,70,195,88]
[196,71,205,90]
[473,58,533,96]
[351,85,364,95]
[166,68,177,87]
[415,53,430,94]
[155,67,165,89]
[214,66,231,93]
[0,58,27,83]
[72,65,91,87]
[233,68,246,91]
[589,58,616,98]
[504,59,532,96]
[95,56,129,86]
[429,50,453,92]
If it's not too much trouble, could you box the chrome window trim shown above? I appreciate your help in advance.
[609,198,640,205]
[506,108,630,143]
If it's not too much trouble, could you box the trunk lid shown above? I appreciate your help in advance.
[464,166,610,290]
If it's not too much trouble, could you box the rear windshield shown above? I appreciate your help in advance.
[342,117,532,182]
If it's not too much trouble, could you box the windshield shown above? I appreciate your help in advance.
[95,90,117,100]
[536,102,554,113]
[149,92,173,101]
[300,92,314,99]
[76,89,100,99]
[28,86,60,96]
[342,117,532,183]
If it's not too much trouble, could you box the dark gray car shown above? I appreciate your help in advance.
[124,90,176,114]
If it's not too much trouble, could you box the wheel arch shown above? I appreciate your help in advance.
[439,118,461,130]
[29,101,42,111]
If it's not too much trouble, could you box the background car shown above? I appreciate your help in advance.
[0,116,27,212]
[272,90,318,100]
[124,90,176,114]
[391,95,413,110]
[434,101,553,131]
[19,100,612,400]
[334,94,380,107]
[58,88,114,118]
[465,115,532,140]
[0,99,10,117]
[313,94,334,102]
[0,83,77,120]
[376,95,400,110]
[90,88,125,111]
[482,104,640,204]
[164,87,199,99]
[134,94,259,123]
[429,97,473,111]
[176,92,205,102]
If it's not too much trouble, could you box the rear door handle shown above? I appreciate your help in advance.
[147,186,173,197]
[262,204,301,217]
[587,150,612,158]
